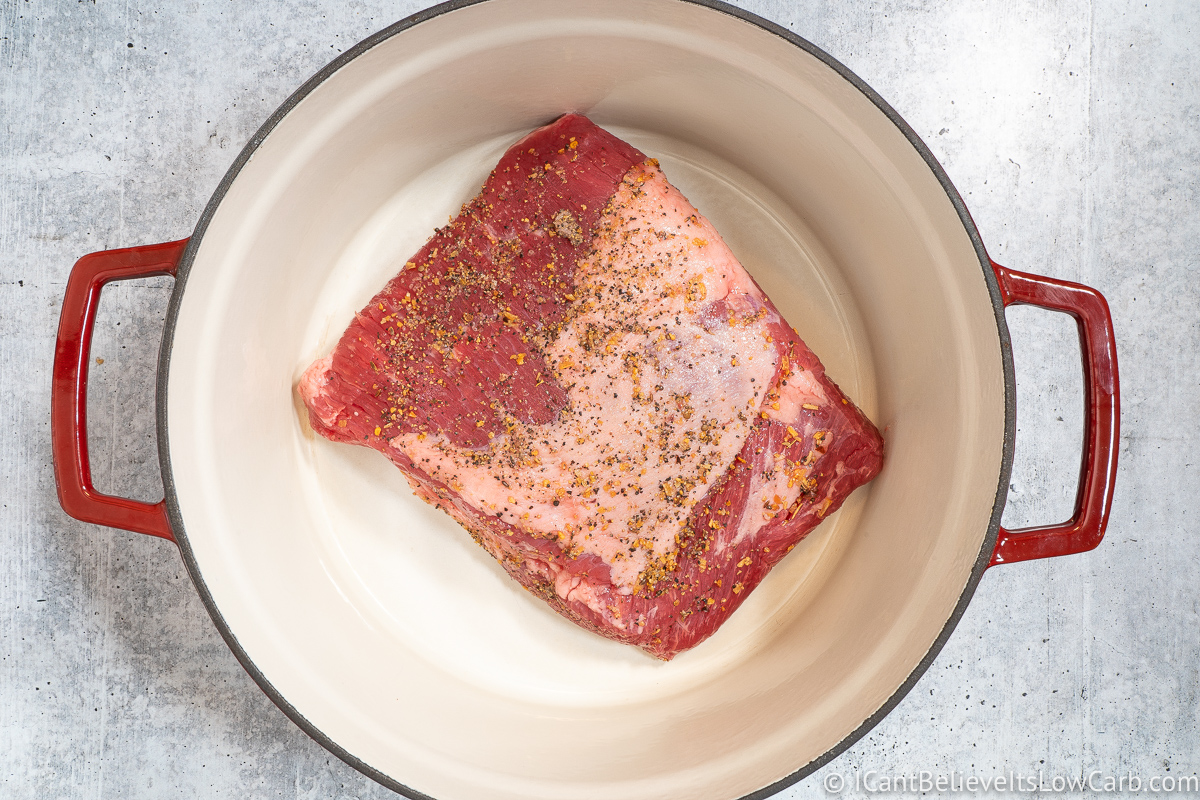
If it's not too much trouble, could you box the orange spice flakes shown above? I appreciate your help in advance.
[815,497,834,518]
[787,463,816,493]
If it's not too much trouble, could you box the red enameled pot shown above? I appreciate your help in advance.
[52,2,1118,798]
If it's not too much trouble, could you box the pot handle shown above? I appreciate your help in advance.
[988,262,1119,566]
[51,239,189,543]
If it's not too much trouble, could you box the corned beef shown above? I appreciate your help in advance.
[299,114,884,660]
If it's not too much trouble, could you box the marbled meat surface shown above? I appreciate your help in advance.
[299,114,884,660]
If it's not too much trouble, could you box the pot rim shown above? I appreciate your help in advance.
[155,1,1016,797]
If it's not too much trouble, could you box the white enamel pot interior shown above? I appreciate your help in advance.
[161,1,1010,798]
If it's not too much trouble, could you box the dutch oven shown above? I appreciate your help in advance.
[51,1,1119,798]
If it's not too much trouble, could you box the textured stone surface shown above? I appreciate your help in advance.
[1,1,1195,797]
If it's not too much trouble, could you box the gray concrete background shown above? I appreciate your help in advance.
[1,1,1195,797]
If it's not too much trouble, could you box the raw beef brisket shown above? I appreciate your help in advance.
[299,114,884,660]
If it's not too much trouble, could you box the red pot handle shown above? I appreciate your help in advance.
[51,239,189,543]
[988,262,1120,567]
